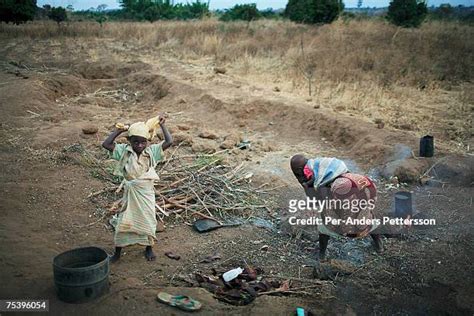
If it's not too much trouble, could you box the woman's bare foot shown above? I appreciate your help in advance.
[110,247,122,263]
[318,234,330,260]
[371,234,384,253]
[110,253,120,263]
[145,246,156,261]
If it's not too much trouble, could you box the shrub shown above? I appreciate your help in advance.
[48,6,68,25]
[285,0,344,24]
[0,0,37,24]
[219,4,261,22]
[119,0,208,21]
[387,0,427,27]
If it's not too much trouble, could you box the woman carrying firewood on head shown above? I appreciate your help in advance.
[102,115,173,262]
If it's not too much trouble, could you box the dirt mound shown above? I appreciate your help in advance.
[29,58,464,187]
[428,155,474,186]
[0,74,57,118]
[42,75,87,100]
[226,98,418,167]
[124,72,171,102]
[191,138,218,153]
[379,148,474,187]
[72,61,171,106]
[167,91,424,176]
[198,94,226,111]
[381,158,431,183]
[74,61,148,80]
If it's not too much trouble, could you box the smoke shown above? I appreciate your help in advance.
[343,158,382,182]
[345,144,413,182]
[343,159,363,174]
[381,144,413,180]
[390,144,412,161]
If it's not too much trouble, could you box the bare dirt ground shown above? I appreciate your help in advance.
[0,37,473,315]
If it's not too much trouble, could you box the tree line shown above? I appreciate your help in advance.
[1,0,473,28]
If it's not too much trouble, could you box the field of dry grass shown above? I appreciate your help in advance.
[1,18,472,151]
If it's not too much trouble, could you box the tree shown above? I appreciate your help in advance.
[284,0,312,23]
[0,0,37,24]
[183,0,209,19]
[144,4,161,22]
[313,0,344,23]
[119,0,208,21]
[119,0,137,12]
[285,0,344,24]
[432,3,454,20]
[260,8,280,19]
[387,0,427,27]
[219,4,261,22]
[95,4,108,26]
[48,6,67,25]
[97,4,108,12]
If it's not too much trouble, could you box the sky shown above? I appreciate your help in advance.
[37,0,474,11]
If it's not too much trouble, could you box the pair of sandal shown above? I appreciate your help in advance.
[157,292,202,312]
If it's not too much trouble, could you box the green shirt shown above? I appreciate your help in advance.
[110,143,164,179]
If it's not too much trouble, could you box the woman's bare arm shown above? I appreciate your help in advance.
[158,116,173,151]
[102,129,125,152]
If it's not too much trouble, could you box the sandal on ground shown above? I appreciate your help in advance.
[157,292,202,312]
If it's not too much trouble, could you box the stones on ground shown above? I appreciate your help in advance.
[398,123,413,131]
[200,254,221,263]
[165,251,181,260]
[82,125,98,134]
[173,132,193,145]
[192,139,217,154]
[198,129,219,140]
[374,118,385,129]
[214,67,226,74]
[177,124,191,131]
[312,259,356,280]
[156,222,165,232]
[220,133,242,150]
[78,96,92,104]
[254,140,275,153]
[167,125,178,134]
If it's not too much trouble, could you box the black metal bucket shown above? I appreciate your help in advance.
[394,191,413,218]
[420,135,434,157]
[53,247,110,303]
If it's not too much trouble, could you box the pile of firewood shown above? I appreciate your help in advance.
[87,151,276,223]
[153,155,271,222]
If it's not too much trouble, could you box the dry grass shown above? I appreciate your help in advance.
[2,19,472,85]
[1,18,472,150]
